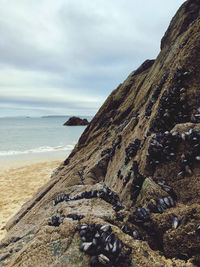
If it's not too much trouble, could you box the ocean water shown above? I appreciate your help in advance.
[0,116,91,160]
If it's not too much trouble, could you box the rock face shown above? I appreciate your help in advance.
[1,1,200,266]
[63,116,89,126]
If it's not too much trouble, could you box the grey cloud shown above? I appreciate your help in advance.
[0,97,100,118]
[0,96,101,110]
[0,0,185,116]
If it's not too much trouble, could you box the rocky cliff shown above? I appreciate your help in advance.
[1,0,200,266]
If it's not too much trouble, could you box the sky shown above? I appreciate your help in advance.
[0,0,185,117]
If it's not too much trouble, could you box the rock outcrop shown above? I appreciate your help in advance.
[63,116,89,126]
[1,0,200,266]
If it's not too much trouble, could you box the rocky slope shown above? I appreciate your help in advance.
[1,0,200,266]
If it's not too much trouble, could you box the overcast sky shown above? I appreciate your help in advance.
[0,0,185,117]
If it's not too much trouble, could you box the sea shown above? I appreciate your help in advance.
[0,116,92,161]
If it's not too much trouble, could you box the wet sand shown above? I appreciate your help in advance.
[0,158,63,241]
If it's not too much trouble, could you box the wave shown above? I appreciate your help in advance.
[0,144,74,156]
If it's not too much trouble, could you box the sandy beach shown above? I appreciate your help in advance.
[0,157,63,241]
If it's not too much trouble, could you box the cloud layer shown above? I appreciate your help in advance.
[0,0,185,116]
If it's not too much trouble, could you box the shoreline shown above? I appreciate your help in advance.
[0,155,65,241]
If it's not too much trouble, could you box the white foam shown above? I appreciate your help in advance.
[0,144,74,156]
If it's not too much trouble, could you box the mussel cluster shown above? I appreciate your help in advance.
[67,213,85,220]
[101,134,122,160]
[49,213,85,226]
[125,139,141,165]
[48,215,64,227]
[130,161,145,201]
[121,224,142,240]
[76,223,131,267]
[52,186,124,212]
[151,86,187,132]
[134,207,150,223]
[154,196,175,213]
[116,161,144,201]
[147,130,181,168]
[173,67,191,85]
[178,128,200,177]
[155,179,177,200]
[129,195,176,224]
[99,187,124,212]
[145,70,169,117]
[52,193,70,206]
[150,68,191,133]
[148,128,200,176]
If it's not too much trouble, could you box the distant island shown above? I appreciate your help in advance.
[41,115,67,118]
[63,116,89,126]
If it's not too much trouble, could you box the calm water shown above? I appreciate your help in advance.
[0,116,91,160]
